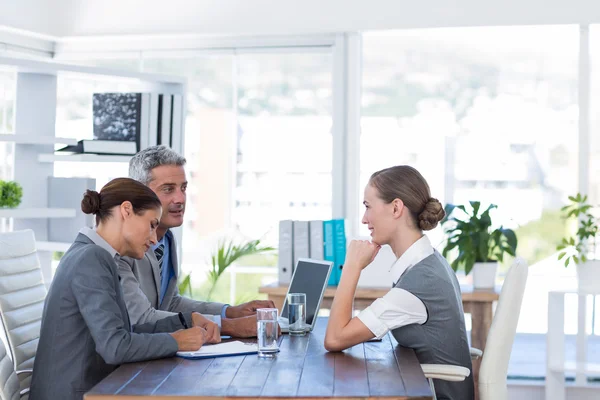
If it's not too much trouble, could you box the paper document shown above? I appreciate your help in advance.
[176,340,258,358]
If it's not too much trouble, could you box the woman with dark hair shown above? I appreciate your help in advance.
[324,166,473,400]
[30,178,217,400]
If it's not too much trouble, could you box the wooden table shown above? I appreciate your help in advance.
[259,283,499,399]
[85,317,432,399]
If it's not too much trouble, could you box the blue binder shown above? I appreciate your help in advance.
[324,220,337,286]
[332,219,346,285]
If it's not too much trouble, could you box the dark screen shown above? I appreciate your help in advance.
[281,259,332,326]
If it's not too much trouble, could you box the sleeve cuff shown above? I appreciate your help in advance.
[357,307,389,339]
[183,313,222,328]
[221,304,230,318]
[181,312,193,329]
[164,332,180,354]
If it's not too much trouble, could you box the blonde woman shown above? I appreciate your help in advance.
[325,166,473,400]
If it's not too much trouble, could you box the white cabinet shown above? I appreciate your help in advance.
[0,55,186,285]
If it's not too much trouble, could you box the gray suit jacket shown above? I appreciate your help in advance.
[117,230,225,326]
[29,234,180,400]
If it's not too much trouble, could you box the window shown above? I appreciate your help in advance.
[0,70,15,181]
[143,55,237,282]
[235,53,333,243]
[589,25,600,205]
[362,26,579,337]
[141,51,334,304]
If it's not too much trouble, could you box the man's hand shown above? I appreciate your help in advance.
[169,326,207,351]
[221,314,259,338]
[226,300,276,318]
[191,312,221,344]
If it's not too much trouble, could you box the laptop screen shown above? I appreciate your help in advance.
[280,258,333,327]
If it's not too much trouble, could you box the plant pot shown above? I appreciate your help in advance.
[577,260,600,293]
[472,262,498,289]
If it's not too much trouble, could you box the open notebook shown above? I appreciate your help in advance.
[176,340,261,359]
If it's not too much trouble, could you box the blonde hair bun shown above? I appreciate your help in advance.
[418,198,445,231]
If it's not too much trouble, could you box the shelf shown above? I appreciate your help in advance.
[0,134,77,145]
[0,55,185,85]
[38,153,132,163]
[549,361,600,374]
[0,208,76,219]
[36,241,71,252]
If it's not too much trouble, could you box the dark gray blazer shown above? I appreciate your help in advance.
[117,230,225,326]
[30,233,181,400]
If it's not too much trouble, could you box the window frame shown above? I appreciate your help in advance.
[52,26,594,244]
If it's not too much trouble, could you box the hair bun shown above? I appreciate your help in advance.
[418,197,445,231]
[81,190,101,214]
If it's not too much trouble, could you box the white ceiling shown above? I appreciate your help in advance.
[0,0,64,38]
[3,0,600,38]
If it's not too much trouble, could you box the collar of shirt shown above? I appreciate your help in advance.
[152,234,166,252]
[79,227,121,262]
[152,229,170,252]
[389,235,434,284]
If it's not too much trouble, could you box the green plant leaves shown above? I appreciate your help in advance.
[205,238,275,300]
[0,181,23,208]
[470,201,481,217]
[556,193,599,267]
[178,273,192,297]
[441,202,517,275]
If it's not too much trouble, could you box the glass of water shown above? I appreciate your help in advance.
[287,293,306,336]
[257,308,279,357]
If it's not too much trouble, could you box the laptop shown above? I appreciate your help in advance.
[278,258,333,333]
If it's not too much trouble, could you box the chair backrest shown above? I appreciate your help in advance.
[0,230,47,392]
[0,337,20,400]
[478,257,528,400]
[0,338,20,400]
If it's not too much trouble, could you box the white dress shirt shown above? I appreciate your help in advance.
[357,235,432,339]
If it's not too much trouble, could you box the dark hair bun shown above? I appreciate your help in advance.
[418,198,445,231]
[81,190,101,214]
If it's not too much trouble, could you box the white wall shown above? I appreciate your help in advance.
[57,0,600,37]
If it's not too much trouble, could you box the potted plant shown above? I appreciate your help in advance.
[441,201,518,289]
[556,193,600,293]
[0,181,23,208]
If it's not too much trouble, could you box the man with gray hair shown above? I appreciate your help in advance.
[118,145,274,337]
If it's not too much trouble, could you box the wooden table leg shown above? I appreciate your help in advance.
[467,301,493,400]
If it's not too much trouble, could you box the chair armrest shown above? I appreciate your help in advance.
[421,364,471,382]
[15,369,33,377]
[16,370,32,398]
[19,387,29,398]
[470,347,483,360]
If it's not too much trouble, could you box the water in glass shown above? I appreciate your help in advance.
[257,320,279,357]
[287,293,306,336]
[288,302,306,335]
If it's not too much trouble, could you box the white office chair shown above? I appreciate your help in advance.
[0,230,47,395]
[421,258,528,400]
[0,337,28,400]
